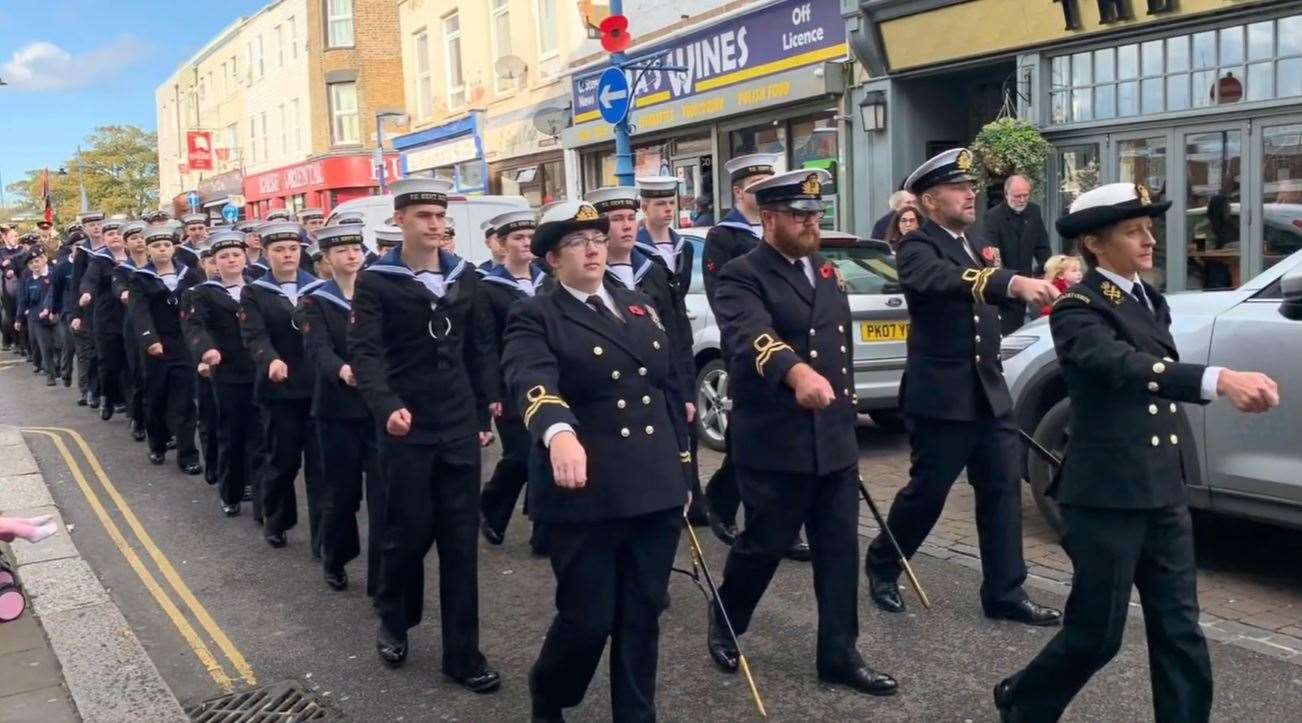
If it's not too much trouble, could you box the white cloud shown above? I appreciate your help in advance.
[2,36,141,92]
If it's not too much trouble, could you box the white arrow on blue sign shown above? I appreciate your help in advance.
[187,191,201,212]
[596,66,631,125]
[221,202,239,223]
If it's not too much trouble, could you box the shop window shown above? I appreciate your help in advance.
[1184,129,1241,290]
[789,114,840,229]
[1056,144,1100,253]
[1049,13,1302,124]
[729,122,788,166]
[457,161,483,190]
[1261,123,1302,273]
[1118,137,1169,290]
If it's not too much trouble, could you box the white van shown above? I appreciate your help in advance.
[326,193,530,267]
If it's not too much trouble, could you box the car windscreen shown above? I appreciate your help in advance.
[819,243,901,294]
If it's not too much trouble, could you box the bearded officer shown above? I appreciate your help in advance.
[707,169,896,695]
[347,178,501,692]
[994,184,1280,722]
[503,201,692,722]
[863,149,1062,627]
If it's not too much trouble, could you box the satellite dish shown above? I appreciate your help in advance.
[495,55,528,81]
[532,106,572,138]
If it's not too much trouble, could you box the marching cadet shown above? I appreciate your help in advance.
[0,224,21,354]
[265,208,294,223]
[129,227,204,475]
[47,233,78,389]
[118,222,150,441]
[995,184,1280,722]
[80,218,130,420]
[14,250,59,385]
[70,213,106,408]
[307,244,332,281]
[238,221,268,279]
[502,201,692,723]
[238,222,325,550]
[184,231,263,518]
[635,176,693,297]
[475,218,504,274]
[190,247,222,487]
[700,153,775,546]
[476,209,547,548]
[347,178,501,691]
[299,208,326,240]
[707,169,897,696]
[863,149,1062,626]
[176,213,208,268]
[296,225,382,593]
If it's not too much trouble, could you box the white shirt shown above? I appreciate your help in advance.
[607,263,636,290]
[160,272,180,292]
[543,282,623,446]
[224,284,244,302]
[414,270,445,298]
[513,276,537,297]
[1094,266,1221,401]
[280,281,298,305]
[654,243,676,269]
[775,248,816,286]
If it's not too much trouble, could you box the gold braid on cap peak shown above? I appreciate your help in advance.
[574,204,600,221]
[752,332,792,375]
[961,267,998,304]
[523,385,570,429]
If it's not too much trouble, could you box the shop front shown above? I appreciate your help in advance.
[562,0,850,229]
[393,114,487,195]
[198,170,246,223]
[850,0,1302,291]
[242,153,401,220]
[483,101,569,208]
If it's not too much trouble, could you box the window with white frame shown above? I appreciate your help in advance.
[279,104,287,156]
[276,24,284,68]
[330,82,360,145]
[491,0,515,94]
[289,16,298,59]
[327,0,355,48]
[414,30,434,120]
[536,0,559,57]
[255,35,265,79]
[260,112,269,161]
[292,98,303,151]
[444,12,465,109]
[1050,13,1302,125]
[249,117,258,162]
[225,123,238,164]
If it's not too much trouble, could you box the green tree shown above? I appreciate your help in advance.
[6,125,159,227]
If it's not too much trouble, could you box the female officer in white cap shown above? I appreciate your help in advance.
[995,183,1279,722]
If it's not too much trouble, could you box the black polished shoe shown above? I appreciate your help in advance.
[148,451,166,465]
[45,377,56,387]
[265,532,287,548]
[221,503,240,517]
[77,393,88,407]
[324,566,348,591]
[784,537,812,562]
[114,403,126,413]
[819,661,898,696]
[63,377,72,388]
[868,575,906,614]
[99,403,114,421]
[707,509,739,547]
[87,395,100,409]
[447,666,502,694]
[707,606,739,673]
[376,626,408,668]
[242,485,253,502]
[179,461,203,476]
[480,518,504,546]
[985,599,1063,627]
[131,422,146,441]
[993,678,1019,722]
[165,436,177,450]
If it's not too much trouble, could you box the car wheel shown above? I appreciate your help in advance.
[1027,398,1069,540]
[868,408,906,433]
[695,359,728,452]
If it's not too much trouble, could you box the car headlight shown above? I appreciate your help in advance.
[1000,335,1040,361]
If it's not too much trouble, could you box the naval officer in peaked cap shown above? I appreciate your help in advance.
[995,183,1279,722]
[864,148,1063,626]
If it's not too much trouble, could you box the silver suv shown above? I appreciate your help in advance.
[1001,249,1302,534]
[679,228,908,450]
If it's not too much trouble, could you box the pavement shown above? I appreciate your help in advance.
[2,353,1302,721]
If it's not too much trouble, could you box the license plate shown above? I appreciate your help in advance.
[860,321,909,343]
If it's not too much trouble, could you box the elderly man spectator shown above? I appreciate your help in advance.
[871,190,916,240]
[982,174,1051,335]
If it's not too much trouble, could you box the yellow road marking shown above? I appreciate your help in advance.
[23,429,235,693]
[24,426,257,687]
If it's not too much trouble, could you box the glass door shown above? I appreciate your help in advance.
[672,158,701,229]
[1052,142,1103,253]
[1258,121,1302,273]
[1113,133,1172,289]
[1181,124,1247,290]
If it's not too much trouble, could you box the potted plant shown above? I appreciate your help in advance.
[970,116,1054,205]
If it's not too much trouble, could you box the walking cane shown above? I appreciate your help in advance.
[857,477,931,610]
[1018,429,1063,468]
[682,515,768,718]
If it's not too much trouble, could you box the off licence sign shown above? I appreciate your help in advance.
[860,321,909,343]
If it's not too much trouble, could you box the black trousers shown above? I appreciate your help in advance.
[196,376,219,484]
[213,382,262,507]
[866,414,1029,609]
[258,398,323,544]
[0,293,15,348]
[479,416,531,537]
[74,319,98,395]
[718,464,860,672]
[29,320,59,381]
[94,333,127,409]
[1004,505,1211,722]
[143,359,199,465]
[704,428,741,524]
[317,418,383,592]
[123,335,145,422]
[531,508,681,722]
[376,434,483,677]
[57,320,76,384]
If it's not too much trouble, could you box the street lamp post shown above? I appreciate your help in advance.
[374,111,409,194]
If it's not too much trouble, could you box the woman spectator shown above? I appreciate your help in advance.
[885,205,924,251]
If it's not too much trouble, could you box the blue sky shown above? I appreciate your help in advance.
[0,0,268,204]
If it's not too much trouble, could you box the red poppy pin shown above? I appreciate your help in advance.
[627,304,646,317]
[237,309,247,323]
[981,246,1002,267]
[819,261,835,279]
[706,259,717,272]
[301,321,311,334]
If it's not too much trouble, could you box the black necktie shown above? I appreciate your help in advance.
[586,294,622,324]
[1131,283,1154,314]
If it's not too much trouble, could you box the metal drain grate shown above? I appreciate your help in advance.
[186,680,345,722]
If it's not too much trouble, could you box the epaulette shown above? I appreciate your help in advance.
[1053,291,1092,307]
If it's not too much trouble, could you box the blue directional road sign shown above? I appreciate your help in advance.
[221,202,239,224]
[596,66,631,125]
[187,191,201,212]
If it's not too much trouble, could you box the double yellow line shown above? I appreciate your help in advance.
[22,426,255,694]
